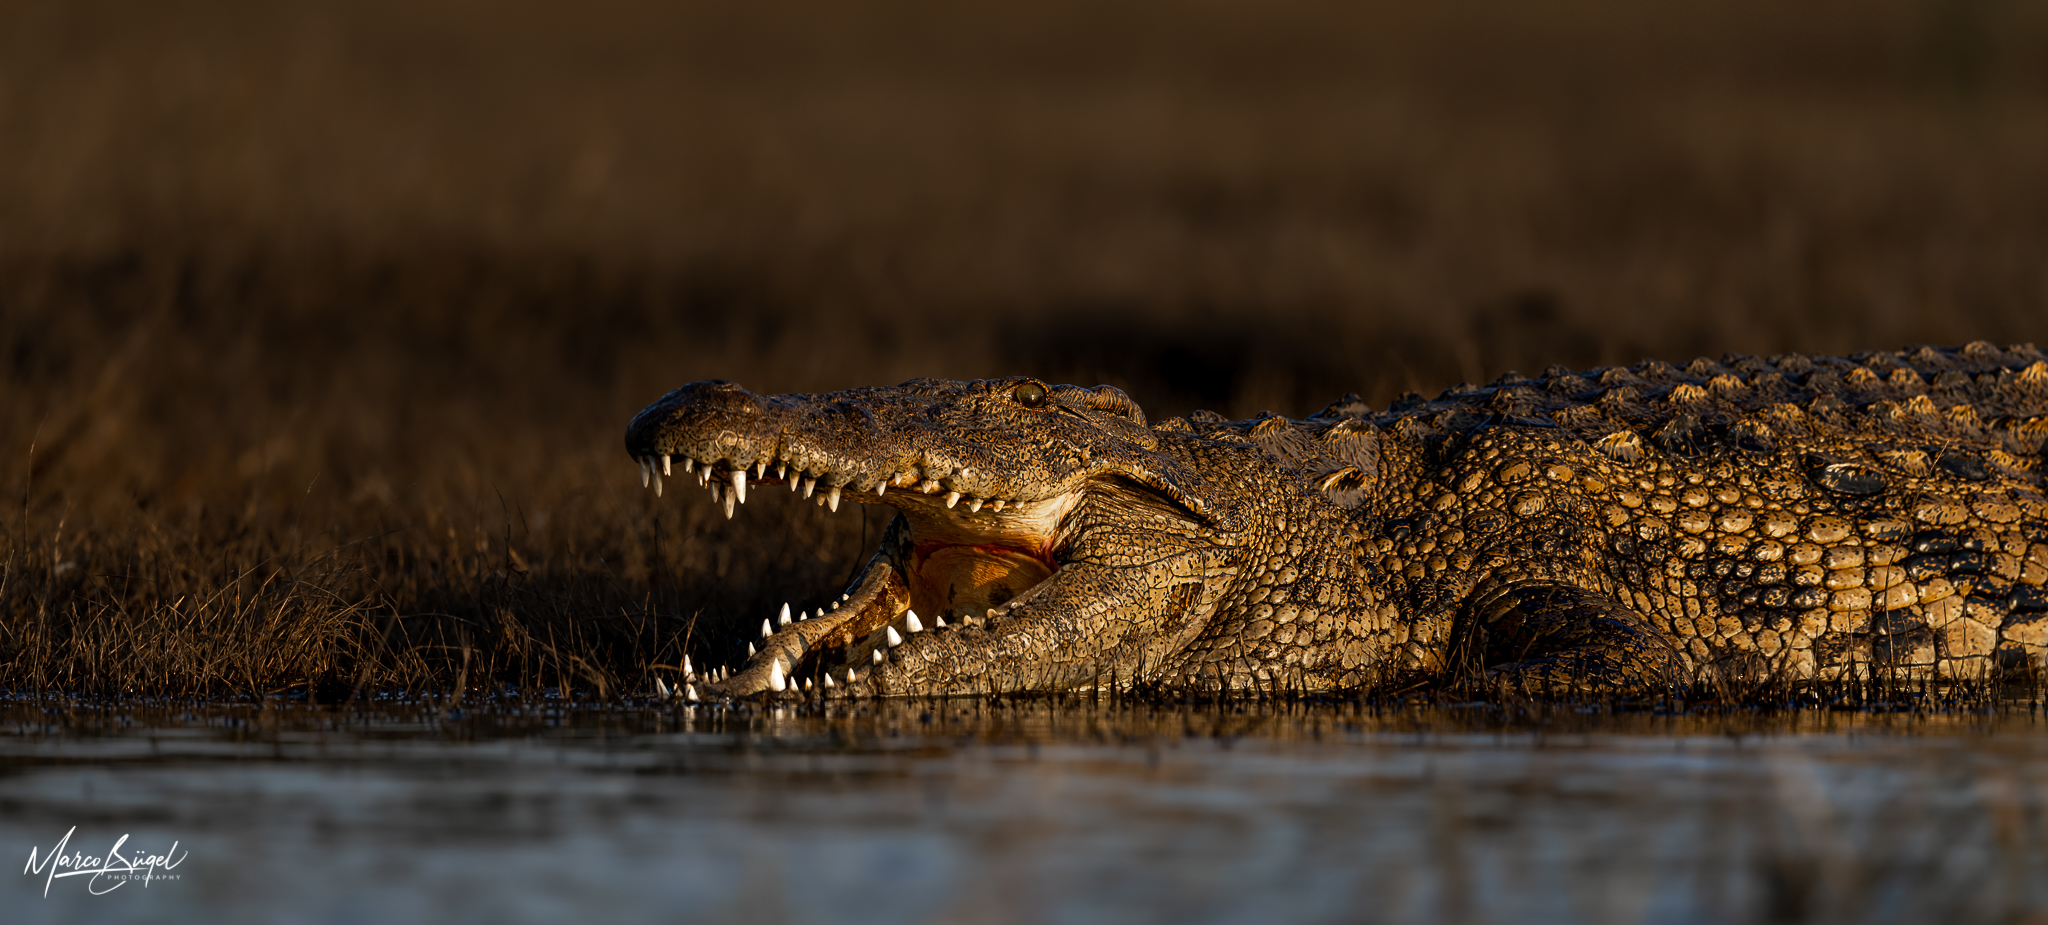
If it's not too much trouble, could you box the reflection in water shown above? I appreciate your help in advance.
[3,696,2047,924]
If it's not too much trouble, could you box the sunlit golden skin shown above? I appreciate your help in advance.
[627,342,2048,697]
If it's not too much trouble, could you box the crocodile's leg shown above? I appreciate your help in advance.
[1461,582,1680,694]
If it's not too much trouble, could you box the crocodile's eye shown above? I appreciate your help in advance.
[1012,382,1048,409]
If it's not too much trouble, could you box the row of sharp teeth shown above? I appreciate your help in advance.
[652,597,950,702]
[650,597,837,703]
[653,650,721,703]
[634,453,1013,519]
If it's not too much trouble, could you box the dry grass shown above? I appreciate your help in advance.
[2,0,2047,696]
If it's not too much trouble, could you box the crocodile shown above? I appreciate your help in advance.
[623,342,2048,699]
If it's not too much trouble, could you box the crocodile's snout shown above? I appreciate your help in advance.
[625,380,776,463]
[624,375,1249,698]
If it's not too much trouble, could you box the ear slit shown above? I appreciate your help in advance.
[1052,384,1149,426]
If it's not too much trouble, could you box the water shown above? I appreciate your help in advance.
[3,696,2047,924]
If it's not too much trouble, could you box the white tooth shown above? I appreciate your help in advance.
[778,603,791,626]
[683,655,694,676]
[842,593,850,602]
[731,470,747,504]
[654,469,663,496]
[872,648,884,664]
[968,498,983,512]
[827,487,842,512]
[776,462,787,479]
[724,495,736,519]
[846,668,860,682]
[762,619,774,638]
[747,642,756,656]
[686,683,699,702]
[655,677,671,698]
[756,461,767,479]
[991,499,1007,511]
[640,458,651,487]
[944,491,960,508]
[875,482,887,497]
[684,458,696,474]
[768,658,786,692]
[886,626,903,647]
[802,478,816,498]
[935,615,947,628]
[903,611,923,633]
[823,672,835,688]
[662,455,672,476]
[798,610,809,622]
[789,469,799,491]
[709,480,722,501]
[698,467,710,487]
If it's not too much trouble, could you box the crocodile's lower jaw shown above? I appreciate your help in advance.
[638,449,1083,680]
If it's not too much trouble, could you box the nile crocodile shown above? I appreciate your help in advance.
[624,343,2048,699]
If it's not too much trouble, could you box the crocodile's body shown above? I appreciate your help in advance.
[625,343,2048,698]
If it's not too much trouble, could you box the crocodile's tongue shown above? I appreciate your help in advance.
[878,490,1076,622]
[906,542,1054,623]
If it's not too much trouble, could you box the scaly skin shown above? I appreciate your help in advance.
[625,343,2048,698]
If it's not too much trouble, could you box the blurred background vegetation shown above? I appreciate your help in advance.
[2,0,2046,695]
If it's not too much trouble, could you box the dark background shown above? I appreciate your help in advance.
[3,0,2046,693]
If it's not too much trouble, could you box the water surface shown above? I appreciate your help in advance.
[4,696,2046,924]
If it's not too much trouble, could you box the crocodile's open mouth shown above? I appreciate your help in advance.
[633,447,1080,690]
